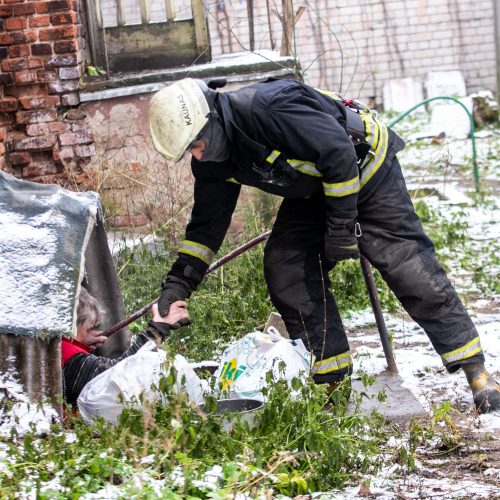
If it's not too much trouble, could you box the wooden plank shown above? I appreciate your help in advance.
[140,0,150,24]
[165,0,174,20]
[191,0,209,54]
[84,0,107,72]
[117,0,125,26]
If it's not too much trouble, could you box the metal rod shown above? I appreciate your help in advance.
[101,231,272,337]
[360,255,398,373]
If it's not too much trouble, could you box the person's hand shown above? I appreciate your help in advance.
[324,217,360,264]
[158,281,191,319]
[76,327,107,351]
[152,301,189,329]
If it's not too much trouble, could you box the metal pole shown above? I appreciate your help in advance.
[101,231,272,337]
[360,255,398,373]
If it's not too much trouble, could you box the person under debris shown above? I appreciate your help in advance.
[62,287,189,406]
[148,77,499,413]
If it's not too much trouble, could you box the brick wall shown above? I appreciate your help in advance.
[206,0,497,106]
[0,0,95,183]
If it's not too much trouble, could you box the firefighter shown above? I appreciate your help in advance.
[148,77,499,413]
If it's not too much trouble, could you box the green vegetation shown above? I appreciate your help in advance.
[1,374,390,498]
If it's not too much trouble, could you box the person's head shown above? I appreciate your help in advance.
[76,287,103,340]
[149,78,228,163]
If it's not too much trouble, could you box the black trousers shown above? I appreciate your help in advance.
[264,157,484,383]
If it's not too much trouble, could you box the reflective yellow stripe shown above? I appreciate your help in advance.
[323,175,360,197]
[178,240,215,265]
[316,88,390,188]
[266,149,281,164]
[266,148,323,178]
[288,159,322,177]
[226,178,240,184]
[311,351,352,375]
[441,337,482,365]
[359,112,388,188]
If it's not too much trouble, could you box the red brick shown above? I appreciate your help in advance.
[50,12,77,25]
[8,44,30,58]
[10,151,32,166]
[1,58,28,72]
[26,123,50,136]
[5,84,47,98]
[0,112,15,126]
[0,127,5,142]
[19,96,60,110]
[37,70,57,82]
[5,17,28,31]
[0,98,18,113]
[16,109,57,124]
[30,16,50,28]
[0,5,14,17]
[36,1,74,15]
[58,130,93,146]
[74,143,96,158]
[0,73,14,85]
[2,57,44,75]
[53,146,73,160]
[0,31,36,46]
[13,134,57,151]
[0,143,5,156]
[32,43,52,56]
[54,39,77,54]
[23,162,59,178]
[45,53,78,67]
[14,70,37,84]
[39,26,77,41]
[49,121,70,133]
[13,3,36,16]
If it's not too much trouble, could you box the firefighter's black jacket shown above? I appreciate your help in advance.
[167,79,404,291]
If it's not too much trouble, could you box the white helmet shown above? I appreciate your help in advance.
[149,78,211,161]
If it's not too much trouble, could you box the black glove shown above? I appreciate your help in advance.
[324,217,360,264]
[158,278,192,326]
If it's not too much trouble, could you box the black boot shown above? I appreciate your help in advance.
[462,363,500,413]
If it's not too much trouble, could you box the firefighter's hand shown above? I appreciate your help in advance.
[152,302,189,329]
[324,218,360,264]
[158,281,192,327]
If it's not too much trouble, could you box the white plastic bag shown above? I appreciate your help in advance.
[214,328,312,401]
[77,341,207,425]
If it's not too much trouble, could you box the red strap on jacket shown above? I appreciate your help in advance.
[61,338,91,366]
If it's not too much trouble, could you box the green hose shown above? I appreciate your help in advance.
[388,96,479,192]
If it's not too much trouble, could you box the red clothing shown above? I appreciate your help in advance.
[61,338,91,367]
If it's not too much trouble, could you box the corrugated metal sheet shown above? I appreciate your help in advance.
[0,334,62,416]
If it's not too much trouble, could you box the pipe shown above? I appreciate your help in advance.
[101,231,272,337]
[389,96,479,192]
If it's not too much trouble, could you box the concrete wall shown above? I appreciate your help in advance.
[206,0,497,106]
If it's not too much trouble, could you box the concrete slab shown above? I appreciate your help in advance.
[382,77,424,113]
[425,70,467,100]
